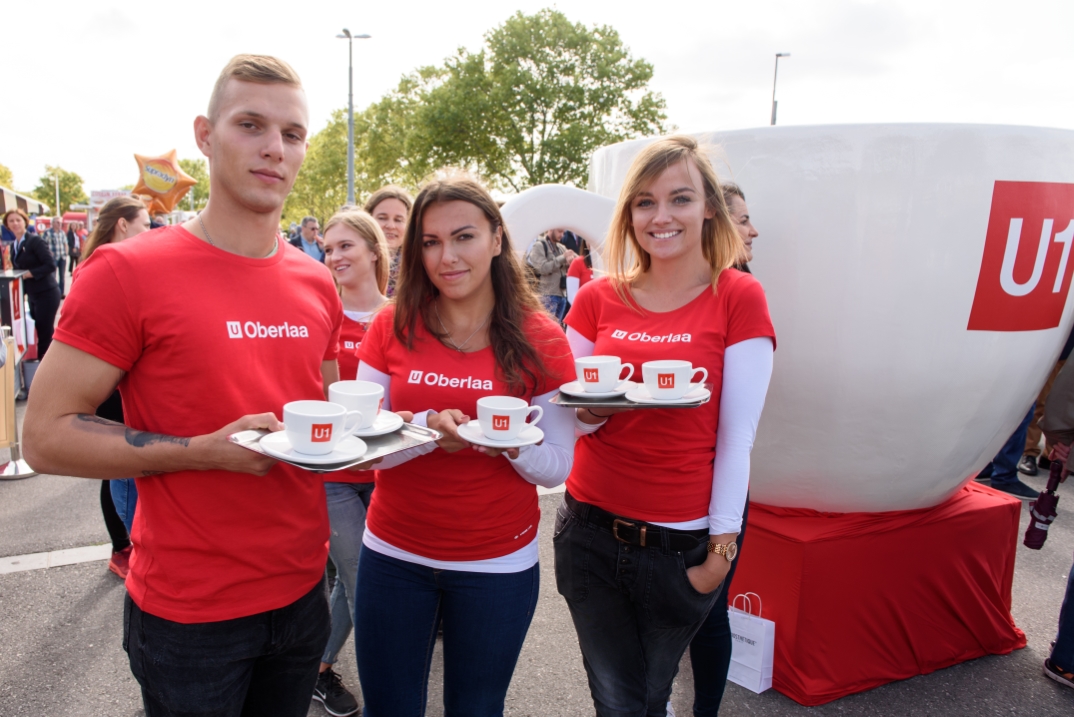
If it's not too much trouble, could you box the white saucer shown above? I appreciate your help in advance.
[559,379,637,399]
[351,410,405,437]
[625,383,711,405]
[259,431,368,465]
[457,421,545,448]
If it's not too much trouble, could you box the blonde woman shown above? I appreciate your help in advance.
[363,186,412,297]
[555,136,776,715]
[311,209,389,716]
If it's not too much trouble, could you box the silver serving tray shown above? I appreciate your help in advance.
[227,422,442,474]
[550,383,714,410]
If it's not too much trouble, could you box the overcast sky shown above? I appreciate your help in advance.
[4,0,1072,195]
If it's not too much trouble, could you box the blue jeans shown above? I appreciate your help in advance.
[124,581,330,717]
[541,295,568,322]
[688,499,748,717]
[110,478,138,534]
[980,405,1034,485]
[553,493,720,717]
[322,481,374,665]
[1053,561,1074,671]
[353,545,540,716]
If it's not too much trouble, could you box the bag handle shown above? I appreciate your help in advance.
[731,592,763,617]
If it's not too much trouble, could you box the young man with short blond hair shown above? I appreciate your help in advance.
[24,54,349,716]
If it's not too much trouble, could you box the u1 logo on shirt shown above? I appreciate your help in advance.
[492,415,510,431]
[968,181,1074,331]
[658,373,675,389]
[311,424,332,442]
[583,368,600,382]
[227,321,243,339]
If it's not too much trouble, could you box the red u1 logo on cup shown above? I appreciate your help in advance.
[311,424,333,442]
[968,181,1074,331]
[658,373,675,389]
[583,368,600,382]
[492,415,510,430]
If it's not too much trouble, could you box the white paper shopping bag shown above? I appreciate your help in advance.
[727,592,775,693]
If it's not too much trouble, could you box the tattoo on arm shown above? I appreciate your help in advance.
[74,413,191,448]
[141,470,164,476]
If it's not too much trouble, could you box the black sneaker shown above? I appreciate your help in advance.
[1018,455,1039,476]
[1043,659,1074,689]
[313,667,360,716]
[991,479,1040,500]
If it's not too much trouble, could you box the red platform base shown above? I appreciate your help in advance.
[731,483,1027,705]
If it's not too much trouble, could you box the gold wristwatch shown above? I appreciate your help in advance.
[707,541,738,562]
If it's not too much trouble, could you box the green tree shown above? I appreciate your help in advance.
[410,9,669,190]
[32,166,88,215]
[0,162,13,189]
[178,158,210,210]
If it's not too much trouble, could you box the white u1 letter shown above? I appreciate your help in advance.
[1000,218,1053,297]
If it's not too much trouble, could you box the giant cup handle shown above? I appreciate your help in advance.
[691,367,709,387]
[619,364,634,382]
[526,405,544,425]
[340,410,365,438]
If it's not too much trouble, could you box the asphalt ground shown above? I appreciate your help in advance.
[1,406,1073,715]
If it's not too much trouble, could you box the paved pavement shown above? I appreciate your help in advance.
[1,405,1073,715]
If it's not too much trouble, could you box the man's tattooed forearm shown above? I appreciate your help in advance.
[124,429,190,448]
[76,414,123,427]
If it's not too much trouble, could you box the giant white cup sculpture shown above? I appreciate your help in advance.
[502,124,1074,512]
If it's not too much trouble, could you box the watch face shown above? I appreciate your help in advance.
[726,542,738,561]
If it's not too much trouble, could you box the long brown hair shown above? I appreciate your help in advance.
[82,197,147,261]
[393,172,547,394]
[604,135,742,306]
[324,209,390,295]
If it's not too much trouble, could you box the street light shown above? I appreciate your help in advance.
[771,53,791,126]
[52,170,60,218]
[336,29,371,206]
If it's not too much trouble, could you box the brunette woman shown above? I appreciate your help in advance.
[363,185,412,297]
[352,173,576,716]
[74,196,152,577]
[4,209,62,359]
[311,209,389,717]
[556,136,775,716]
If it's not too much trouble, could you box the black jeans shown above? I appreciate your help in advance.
[55,258,66,295]
[124,581,330,717]
[553,492,720,717]
[27,288,60,359]
[688,499,748,717]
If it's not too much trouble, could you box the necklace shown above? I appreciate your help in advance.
[435,301,491,353]
[197,214,279,258]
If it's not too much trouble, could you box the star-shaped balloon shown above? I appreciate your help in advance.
[132,149,197,215]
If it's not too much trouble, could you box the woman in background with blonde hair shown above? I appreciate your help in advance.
[309,208,389,716]
[363,185,412,297]
[74,195,152,578]
[556,135,776,715]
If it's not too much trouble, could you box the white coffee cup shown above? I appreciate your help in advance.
[576,356,634,392]
[475,396,544,441]
[641,360,708,401]
[283,400,363,455]
[329,380,385,429]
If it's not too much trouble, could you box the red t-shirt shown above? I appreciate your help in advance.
[567,256,593,286]
[337,312,371,381]
[564,271,775,523]
[55,227,343,623]
[358,305,575,560]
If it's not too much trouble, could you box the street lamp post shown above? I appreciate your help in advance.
[53,171,60,217]
[771,53,791,126]
[337,29,371,207]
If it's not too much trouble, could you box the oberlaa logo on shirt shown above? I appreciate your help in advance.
[343,340,357,350]
[226,320,311,339]
[968,181,1074,331]
[610,329,692,343]
[407,370,494,390]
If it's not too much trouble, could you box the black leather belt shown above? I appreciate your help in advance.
[564,491,707,551]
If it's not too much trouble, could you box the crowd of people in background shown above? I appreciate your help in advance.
[8,48,1074,717]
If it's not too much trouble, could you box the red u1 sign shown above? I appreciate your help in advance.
[968,181,1074,331]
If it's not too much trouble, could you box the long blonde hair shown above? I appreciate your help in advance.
[324,209,390,295]
[604,135,742,305]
